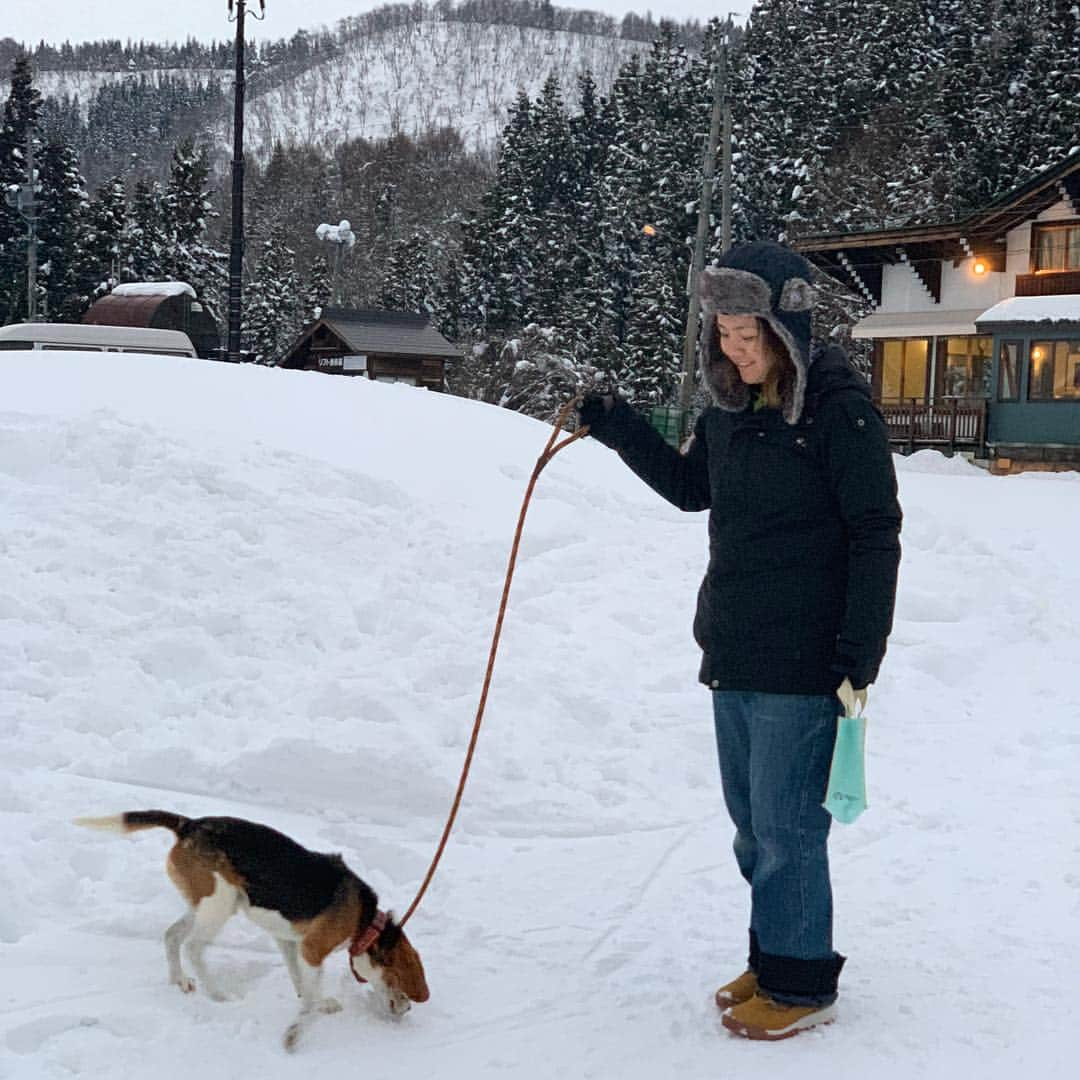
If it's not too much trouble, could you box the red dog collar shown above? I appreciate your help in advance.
[348,910,388,984]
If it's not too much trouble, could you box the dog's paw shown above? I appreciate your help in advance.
[172,976,197,994]
[317,997,342,1014]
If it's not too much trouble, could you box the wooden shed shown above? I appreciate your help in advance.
[278,307,460,390]
[83,282,220,359]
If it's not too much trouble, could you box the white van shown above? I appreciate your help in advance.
[0,323,197,357]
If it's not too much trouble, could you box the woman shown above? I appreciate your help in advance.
[578,241,901,1040]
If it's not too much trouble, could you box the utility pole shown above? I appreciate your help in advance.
[5,133,39,321]
[226,0,265,362]
[679,20,733,414]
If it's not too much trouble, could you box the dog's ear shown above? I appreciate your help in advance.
[374,912,403,956]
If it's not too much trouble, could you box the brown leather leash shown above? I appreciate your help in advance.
[396,398,588,930]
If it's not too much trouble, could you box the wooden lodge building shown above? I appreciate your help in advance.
[278,308,460,390]
[795,151,1080,472]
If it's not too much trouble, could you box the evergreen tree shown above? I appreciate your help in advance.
[302,253,332,323]
[81,175,129,299]
[35,140,89,320]
[459,89,535,331]
[126,177,168,282]
[246,223,301,365]
[381,232,437,313]
[619,253,683,407]
[160,138,224,313]
[0,57,42,324]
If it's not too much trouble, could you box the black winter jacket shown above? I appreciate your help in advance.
[587,346,902,694]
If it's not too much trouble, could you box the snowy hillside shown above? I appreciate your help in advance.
[1,353,1077,1078]
[239,20,640,155]
[35,68,227,112]
[37,20,642,161]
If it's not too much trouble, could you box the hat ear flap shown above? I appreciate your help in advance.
[778,277,817,312]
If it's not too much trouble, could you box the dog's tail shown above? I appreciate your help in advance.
[74,810,190,835]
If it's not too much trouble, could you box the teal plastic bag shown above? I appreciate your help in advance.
[823,714,868,824]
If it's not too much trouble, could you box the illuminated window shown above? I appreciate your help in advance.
[943,336,993,397]
[998,341,1021,402]
[1033,224,1080,272]
[879,338,928,402]
[1029,340,1080,400]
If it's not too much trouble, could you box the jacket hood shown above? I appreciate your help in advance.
[698,241,820,425]
[804,342,872,410]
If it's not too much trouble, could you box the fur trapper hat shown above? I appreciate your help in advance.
[698,241,818,424]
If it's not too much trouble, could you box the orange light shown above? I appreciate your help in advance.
[973,259,987,275]
[1032,347,1045,362]
[642,224,657,237]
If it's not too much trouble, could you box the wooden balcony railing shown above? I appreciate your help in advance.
[1015,270,1080,297]
[877,398,988,454]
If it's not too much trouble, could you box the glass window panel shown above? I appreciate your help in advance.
[1056,341,1080,400]
[1029,341,1057,399]
[881,340,903,401]
[903,339,928,402]
[879,338,929,401]
[1028,341,1080,400]
[1069,226,1080,271]
[1034,226,1079,272]
[1036,230,1057,271]
[998,341,1020,401]
[942,336,992,397]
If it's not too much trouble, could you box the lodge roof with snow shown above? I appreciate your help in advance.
[278,307,461,390]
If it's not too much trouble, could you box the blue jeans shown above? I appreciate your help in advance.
[712,690,844,1005]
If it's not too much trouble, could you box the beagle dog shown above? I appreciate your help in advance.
[75,810,429,1049]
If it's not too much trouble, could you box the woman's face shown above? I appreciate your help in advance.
[715,315,775,385]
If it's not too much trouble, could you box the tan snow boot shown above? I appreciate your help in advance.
[721,991,836,1041]
[714,969,758,1009]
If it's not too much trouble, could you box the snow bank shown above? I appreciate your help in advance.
[0,352,1076,1078]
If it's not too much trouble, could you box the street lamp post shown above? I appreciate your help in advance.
[315,220,356,305]
[226,0,265,362]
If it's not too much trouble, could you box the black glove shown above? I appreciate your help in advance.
[576,392,616,431]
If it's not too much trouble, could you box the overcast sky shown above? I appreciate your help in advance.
[6,2,749,48]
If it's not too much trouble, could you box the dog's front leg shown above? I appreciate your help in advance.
[282,956,337,1052]
[275,939,304,998]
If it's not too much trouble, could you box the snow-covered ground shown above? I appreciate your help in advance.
[1,352,1076,1078]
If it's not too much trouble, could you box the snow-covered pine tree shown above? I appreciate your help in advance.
[80,175,128,301]
[1027,0,1080,164]
[302,253,332,324]
[381,232,437,313]
[525,74,576,327]
[126,178,167,282]
[0,56,42,324]
[246,223,301,365]
[34,139,89,321]
[619,250,683,407]
[557,71,617,372]
[433,251,466,341]
[597,27,698,399]
[160,138,224,318]
[730,0,817,241]
[459,88,535,332]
